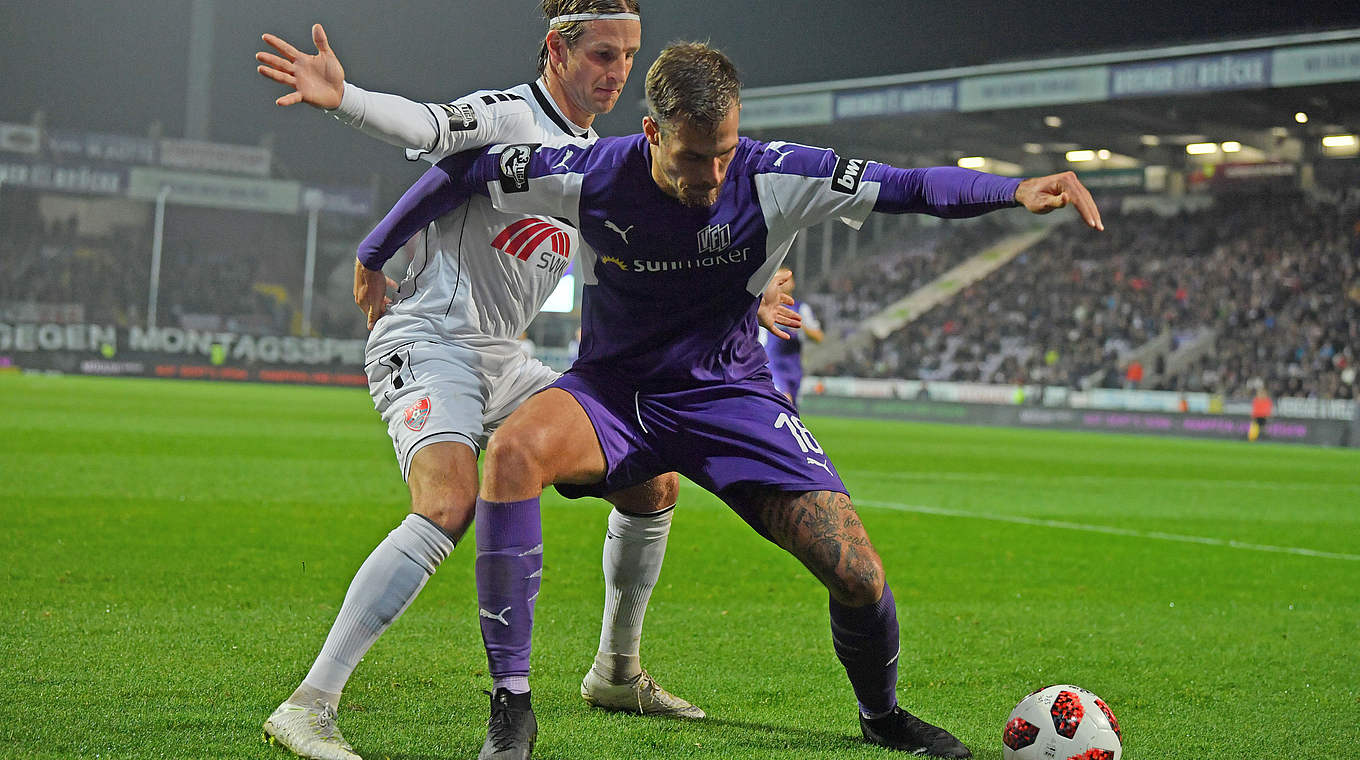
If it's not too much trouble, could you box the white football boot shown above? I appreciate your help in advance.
[262,699,362,760]
[580,667,705,719]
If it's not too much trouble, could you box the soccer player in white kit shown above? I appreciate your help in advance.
[255,4,705,759]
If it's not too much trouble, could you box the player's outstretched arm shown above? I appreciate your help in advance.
[257,23,344,109]
[1014,171,1104,231]
[257,23,450,157]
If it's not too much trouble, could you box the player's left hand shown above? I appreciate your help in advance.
[354,259,398,330]
[1015,171,1104,231]
[759,269,802,339]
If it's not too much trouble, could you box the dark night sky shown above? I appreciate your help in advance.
[3,1,1359,194]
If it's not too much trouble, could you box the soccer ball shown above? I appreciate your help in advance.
[1002,684,1122,760]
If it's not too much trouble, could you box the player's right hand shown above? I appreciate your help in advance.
[257,23,345,110]
[354,259,397,330]
[1015,170,1104,231]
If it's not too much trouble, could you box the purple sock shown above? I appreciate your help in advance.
[475,497,543,692]
[829,583,899,716]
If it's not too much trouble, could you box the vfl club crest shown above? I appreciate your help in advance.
[403,397,431,431]
[696,223,731,254]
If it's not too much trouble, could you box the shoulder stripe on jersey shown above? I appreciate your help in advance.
[480,92,526,106]
[530,80,586,138]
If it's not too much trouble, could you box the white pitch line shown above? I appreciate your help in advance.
[842,469,1360,493]
[855,499,1360,562]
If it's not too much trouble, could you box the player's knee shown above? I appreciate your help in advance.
[408,471,476,541]
[410,487,475,539]
[483,427,551,488]
[833,552,885,607]
[656,472,679,506]
[608,472,679,513]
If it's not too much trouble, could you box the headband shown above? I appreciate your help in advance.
[549,12,640,25]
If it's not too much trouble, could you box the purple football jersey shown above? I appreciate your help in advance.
[360,134,1021,389]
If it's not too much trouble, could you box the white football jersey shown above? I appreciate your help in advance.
[333,79,593,361]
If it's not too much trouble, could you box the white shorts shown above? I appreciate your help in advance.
[365,340,560,480]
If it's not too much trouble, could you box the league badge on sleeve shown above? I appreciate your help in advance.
[498,143,539,194]
[440,102,478,132]
[403,397,431,431]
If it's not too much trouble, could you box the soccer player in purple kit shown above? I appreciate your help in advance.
[761,267,824,406]
[360,42,1103,758]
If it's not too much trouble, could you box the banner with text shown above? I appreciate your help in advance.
[128,167,300,214]
[159,138,272,177]
[0,322,367,387]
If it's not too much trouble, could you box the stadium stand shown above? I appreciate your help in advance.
[817,192,1359,401]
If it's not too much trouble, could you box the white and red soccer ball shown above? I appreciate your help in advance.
[1003,684,1122,760]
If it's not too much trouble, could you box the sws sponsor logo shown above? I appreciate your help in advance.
[491,218,572,277]
[498,143,538,193]
[830,156,866,194]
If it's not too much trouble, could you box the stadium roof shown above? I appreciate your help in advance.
[740,30,1360,176]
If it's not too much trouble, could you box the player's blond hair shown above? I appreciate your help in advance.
[645,42,742,135]
[538,0,642,76]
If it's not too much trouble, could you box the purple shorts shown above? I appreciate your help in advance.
[551,368,846,526]
[767,356,803,404]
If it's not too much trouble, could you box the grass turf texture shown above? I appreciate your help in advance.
[2,373,1358,759]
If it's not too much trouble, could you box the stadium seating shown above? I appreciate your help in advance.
[817,192,1359,401]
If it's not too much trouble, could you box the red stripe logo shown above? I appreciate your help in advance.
[491,218,572,261]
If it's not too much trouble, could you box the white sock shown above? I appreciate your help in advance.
[595,506,673,682]
[294,514,454,705]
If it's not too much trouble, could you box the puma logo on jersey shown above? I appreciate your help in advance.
[770,145,796,167]
[604,220,634,244]
[600,255,629,271]
[552,149,574,170]
[479,606,512,626]
[806,457,832,473]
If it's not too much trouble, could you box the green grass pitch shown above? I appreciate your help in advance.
[2,373,1357,758]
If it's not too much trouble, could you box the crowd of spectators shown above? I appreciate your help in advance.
[0,193,365,338]
[1,199,150,328]
[805,214,1015,335]
[819,191,1359,401]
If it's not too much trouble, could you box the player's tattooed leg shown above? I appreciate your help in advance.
[741,487,884,606]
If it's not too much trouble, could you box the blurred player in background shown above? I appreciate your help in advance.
[254,5,710,760]
[760,267,823,407]
[1249,385,1273,441]
[362,41,1102,758]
